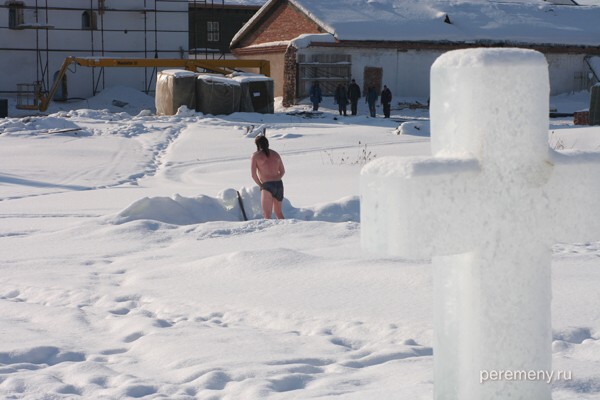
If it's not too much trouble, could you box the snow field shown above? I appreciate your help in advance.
[0,87,599,399]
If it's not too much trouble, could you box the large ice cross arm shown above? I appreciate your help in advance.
[359,47,600,400]
[546,150,600,243]
[360,48,554,261]
[360,155,480,259]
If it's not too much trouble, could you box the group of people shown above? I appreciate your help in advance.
[309,79,393,118]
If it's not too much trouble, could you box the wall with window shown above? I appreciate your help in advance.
[189,6,259,55]
[8,1,24,29]
[546,53,594,96]
[297,46,441,102]
[296,45,592,104]
[81,10,97,30]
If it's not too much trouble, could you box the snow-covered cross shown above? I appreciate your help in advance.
[361,48,600,399]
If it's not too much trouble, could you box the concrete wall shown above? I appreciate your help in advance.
[297,46,593,103]
[546,53,594,95]
[298,46,442,101]
[237,51,286,97]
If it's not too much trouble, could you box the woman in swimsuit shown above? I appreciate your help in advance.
[250,135,286,219]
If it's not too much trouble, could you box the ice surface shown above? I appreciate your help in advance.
[361,48,600,399]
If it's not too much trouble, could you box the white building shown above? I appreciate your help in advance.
[231,0,600,106]
[0,0,188,102]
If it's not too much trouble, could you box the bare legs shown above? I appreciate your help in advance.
[273,198,284,219]
[261,190,284,219]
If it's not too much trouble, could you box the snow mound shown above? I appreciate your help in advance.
[43,85,156,116]
[395,120,430,137]
[84,86,155,113]
[0,116,82,136]
[112,187,360,225]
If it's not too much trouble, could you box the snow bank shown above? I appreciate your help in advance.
[112,187,360,225]
[395,120,430,137]
[71,86,156,115]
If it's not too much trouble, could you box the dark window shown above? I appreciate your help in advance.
[82,10,97,30]
[8,1,24,29]
[207,21,220,42]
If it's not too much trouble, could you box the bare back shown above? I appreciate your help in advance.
[251,149,285,184]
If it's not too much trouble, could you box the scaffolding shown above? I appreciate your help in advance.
[1,0,191,98]
[2,0,266,103]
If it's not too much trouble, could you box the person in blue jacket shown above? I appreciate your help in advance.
[309,81,322,111]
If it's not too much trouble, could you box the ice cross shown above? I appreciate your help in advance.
[361,48,600,400]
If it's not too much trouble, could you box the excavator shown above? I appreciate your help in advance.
[16,56,270,112]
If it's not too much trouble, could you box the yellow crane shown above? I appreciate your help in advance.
[17,56,271,112]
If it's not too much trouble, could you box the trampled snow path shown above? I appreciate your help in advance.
[0,110,189,202]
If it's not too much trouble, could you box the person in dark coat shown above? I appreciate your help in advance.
[347,79,361,116]
[366,86,378,118]
[309,81,322,111]
[334,83,348,116]
[381,85,392,118]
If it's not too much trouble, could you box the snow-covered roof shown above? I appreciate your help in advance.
[188,0,266,5]
[158,69,197,78]
[234,0,600,48]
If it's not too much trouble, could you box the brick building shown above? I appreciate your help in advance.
[231,0,600,107]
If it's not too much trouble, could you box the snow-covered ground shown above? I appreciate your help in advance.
[0,87,599,399]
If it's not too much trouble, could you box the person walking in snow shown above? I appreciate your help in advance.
[366,86,378,118]
[334,83,348,116]
[251,135,286,219]
[348,79,361,116]
[309,81,322,111]
[381,85,392,118]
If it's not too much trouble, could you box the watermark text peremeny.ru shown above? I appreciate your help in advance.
[480,369,572,384]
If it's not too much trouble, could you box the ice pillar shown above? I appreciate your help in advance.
[360,48,598,399]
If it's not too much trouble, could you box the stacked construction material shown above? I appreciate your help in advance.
[156,70,274,116]
[195,74,241,116]
[155,70,197,116]
[231,74,275,114]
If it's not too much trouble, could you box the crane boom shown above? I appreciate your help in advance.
[18,57,271,112]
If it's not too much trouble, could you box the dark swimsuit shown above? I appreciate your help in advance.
[262,180,284,201]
